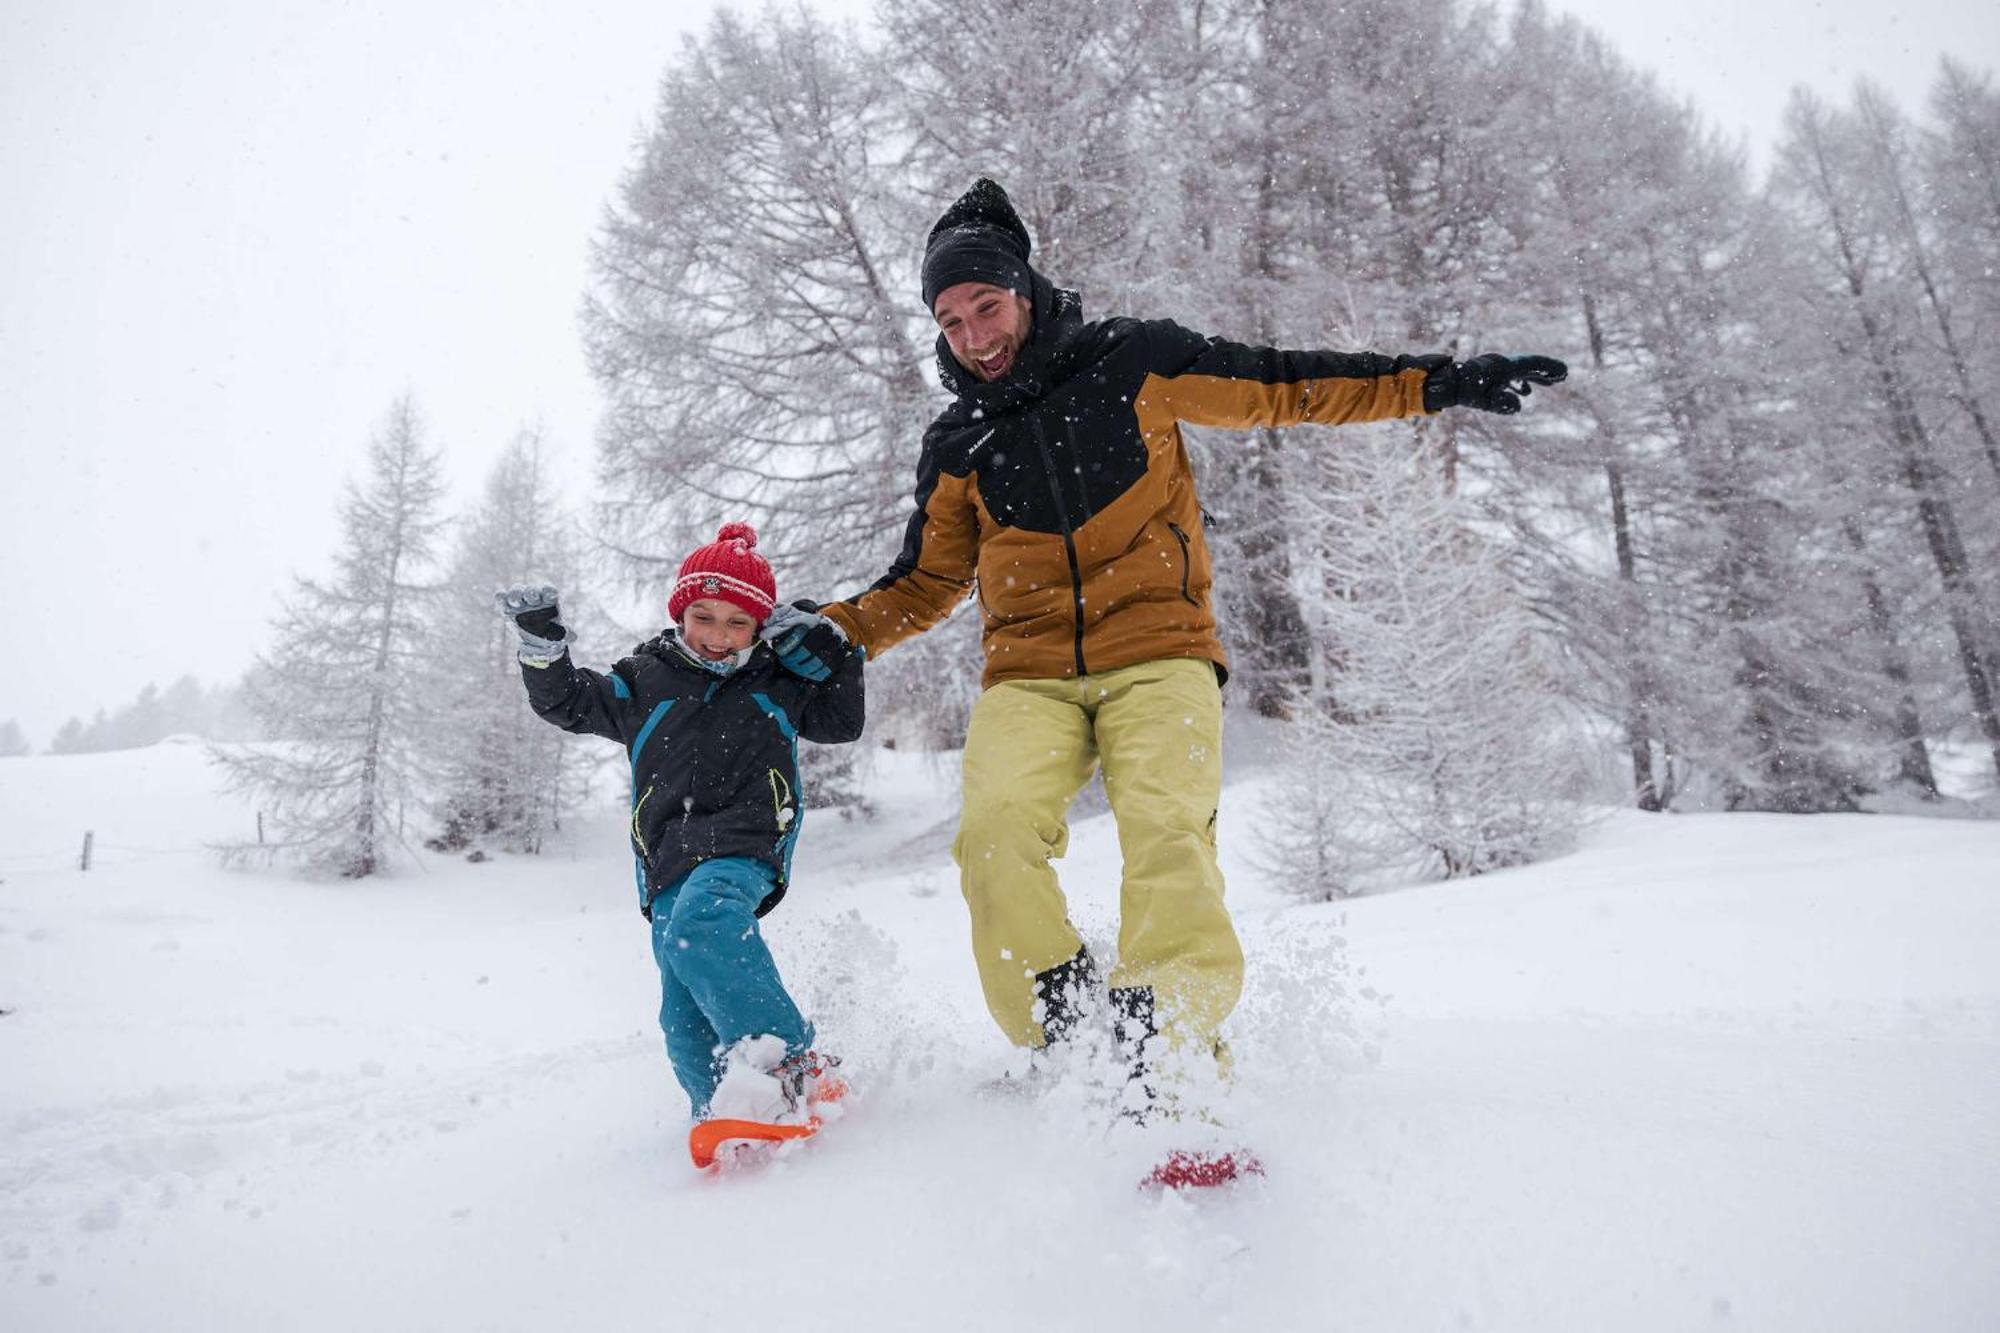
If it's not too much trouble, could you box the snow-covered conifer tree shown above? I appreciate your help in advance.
[1773,90,2000,783]
[0,719,28,758]
[422,429,588,856]
[585,7,985,746]
[1261,436,1584,890]
[1926,60,2000,490]
[216,397,446,877]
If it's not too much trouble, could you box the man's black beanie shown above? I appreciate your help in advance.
[921,177,1035,313]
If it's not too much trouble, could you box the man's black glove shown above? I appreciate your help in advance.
[1421,353,1568,415]
[495,585,571,665]
[758,599,848,682]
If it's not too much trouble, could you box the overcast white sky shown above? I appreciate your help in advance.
[2,0,1995,747]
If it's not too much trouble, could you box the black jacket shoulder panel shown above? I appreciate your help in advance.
[1135,316,1418,387]
[1132,318,1216,376]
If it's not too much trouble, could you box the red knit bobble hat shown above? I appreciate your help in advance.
[667,522,778,625]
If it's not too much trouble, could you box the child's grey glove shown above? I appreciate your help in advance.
[495,584,571,667]
[759,599,847,682]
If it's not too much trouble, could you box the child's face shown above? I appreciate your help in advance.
[679,598,760,661]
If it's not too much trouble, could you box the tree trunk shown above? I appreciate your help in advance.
[1604,459,1660,811]
[1235,132,1310,717]
[1582,293,1660,811]
[1842,519,1939,796]
[351,432,415,879]
[1884,403,2000,780]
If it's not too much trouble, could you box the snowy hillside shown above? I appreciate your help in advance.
[2,739,1997,1332]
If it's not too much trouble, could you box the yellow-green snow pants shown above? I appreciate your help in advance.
[952,656,1242,1057]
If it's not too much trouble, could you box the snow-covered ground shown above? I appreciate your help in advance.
[3,737,1996,1332]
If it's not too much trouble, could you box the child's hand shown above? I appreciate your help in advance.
[760,600,846,681]
[496,585,571,664]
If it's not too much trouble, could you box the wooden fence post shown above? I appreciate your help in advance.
[79,830,94,872]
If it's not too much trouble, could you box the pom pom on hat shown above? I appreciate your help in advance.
[668,522,777,624]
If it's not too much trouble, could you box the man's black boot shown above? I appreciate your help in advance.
[1109,984,1159,1123]
[1034,946,1099,1046]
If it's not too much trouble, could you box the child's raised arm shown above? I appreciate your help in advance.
[497,585,635,744]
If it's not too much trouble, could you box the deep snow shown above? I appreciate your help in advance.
[2,737,1996,1332]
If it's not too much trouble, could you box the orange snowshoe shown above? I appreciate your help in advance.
[688,1052,848,1169]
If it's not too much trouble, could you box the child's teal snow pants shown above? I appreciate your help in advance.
[647,857,813,1116]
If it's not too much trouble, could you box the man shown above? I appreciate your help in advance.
[817,178,1565,1111]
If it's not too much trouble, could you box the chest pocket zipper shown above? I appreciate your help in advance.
[769,768,795,832]
[1167,521,1198,605]
[631,785,655,857]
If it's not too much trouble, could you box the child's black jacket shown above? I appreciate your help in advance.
[521,631,864,917]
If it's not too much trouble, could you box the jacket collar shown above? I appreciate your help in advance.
[645,630,764,678]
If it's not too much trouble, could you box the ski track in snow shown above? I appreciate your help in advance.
[2,743,1998,1331]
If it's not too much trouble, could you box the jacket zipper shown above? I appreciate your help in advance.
[1167,521,1198,606]
[1027,415,1089,676]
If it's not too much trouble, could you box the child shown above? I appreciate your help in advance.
[496,522,864,1131]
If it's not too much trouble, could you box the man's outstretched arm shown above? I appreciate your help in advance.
[1132,320,1566,432]
[820,432,979,657]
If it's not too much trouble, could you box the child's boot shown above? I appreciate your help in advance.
[707,1034,794,1123]
[779,1049,848,1115]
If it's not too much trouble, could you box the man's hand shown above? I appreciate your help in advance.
[495,585,571,665]
[1422,353,1568,415]
[759,599,848,682]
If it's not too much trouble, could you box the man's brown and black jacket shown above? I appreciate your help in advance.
[824,276,1441,686]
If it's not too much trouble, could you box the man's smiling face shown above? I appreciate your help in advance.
[933,281,1033,382]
